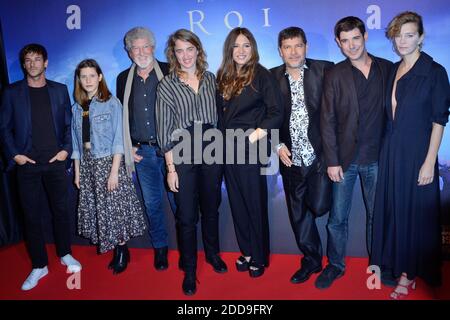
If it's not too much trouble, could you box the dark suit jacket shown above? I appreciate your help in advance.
[0,79,72,170]
[271,58,334,173]
[320,55,393,172]
[116,60,169,105]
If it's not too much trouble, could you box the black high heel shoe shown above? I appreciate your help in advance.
[235,256,250,272]
[110,244,130,275]
[249,261,265,278]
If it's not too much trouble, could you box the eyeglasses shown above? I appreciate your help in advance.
[130,44,152,53]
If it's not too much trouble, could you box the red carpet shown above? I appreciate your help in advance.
[1,243,449,300]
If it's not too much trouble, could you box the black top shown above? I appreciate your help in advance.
[82,100,91,143]
[130,68,158,144]
[351,62,383,165]
[28,85,58,163]
[221,64,282,131]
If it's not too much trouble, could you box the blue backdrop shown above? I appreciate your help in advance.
[1,0,449,257]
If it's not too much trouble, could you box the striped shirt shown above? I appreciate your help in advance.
[156,71,218,153]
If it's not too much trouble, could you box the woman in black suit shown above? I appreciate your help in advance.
[217,27,282,277]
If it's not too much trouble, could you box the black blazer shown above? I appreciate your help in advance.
[320,55,393,171]
[222,63,283,131]
[116,60,169,105]
[0,79,72,170]
[270,59,334,165]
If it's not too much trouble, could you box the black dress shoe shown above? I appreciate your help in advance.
[315,264,345,289]
[154,246,168,271]
[182,272,197,296]
[206,255,228,273]
[111,244,130,275]
[290,265,322,284]
[249,261,265,278]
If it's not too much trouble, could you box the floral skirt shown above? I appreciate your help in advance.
[77,150,146,253]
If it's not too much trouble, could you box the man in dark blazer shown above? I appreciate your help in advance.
[318,16,393,289]
[116,27,179,272]
[271,27,333,285]
[0,43,81,290]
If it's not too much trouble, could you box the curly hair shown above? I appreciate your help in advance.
[165,29,208,79]
[217,27,259,100]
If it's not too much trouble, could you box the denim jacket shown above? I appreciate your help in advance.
[71,95,124,160]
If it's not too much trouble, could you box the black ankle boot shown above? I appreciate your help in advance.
[111,244,130,275]
[108,249,118,270]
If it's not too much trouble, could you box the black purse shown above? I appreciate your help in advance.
[305,159,332,217]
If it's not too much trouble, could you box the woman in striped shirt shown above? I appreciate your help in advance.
[156,29,227,296]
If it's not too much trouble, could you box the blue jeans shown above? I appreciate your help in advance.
[326,162,378,271]
[135,145,176,249]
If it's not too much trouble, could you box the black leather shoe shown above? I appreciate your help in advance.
[249,261,265,278]
[206,255,228,273]
[182,272,197,296]
[235,256,250,272]
[111,244,130,275]
[290,265,322,284]
[154,246,168,271]
[314,264,344,289]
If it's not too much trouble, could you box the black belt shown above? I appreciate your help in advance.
[135,140,158,146]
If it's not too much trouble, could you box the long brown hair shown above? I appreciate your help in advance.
[165,29,208,79]
[74,59,111,108]
[217,27,259,100]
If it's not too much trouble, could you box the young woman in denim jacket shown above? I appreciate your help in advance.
[71,59,146,274]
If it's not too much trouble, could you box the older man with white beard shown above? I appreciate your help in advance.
[116,27,176,271]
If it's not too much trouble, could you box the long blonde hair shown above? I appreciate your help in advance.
[217,27,259,100]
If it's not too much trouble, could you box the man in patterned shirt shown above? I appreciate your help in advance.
[271,27,333,285]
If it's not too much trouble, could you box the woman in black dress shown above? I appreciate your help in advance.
[371,12,449,299]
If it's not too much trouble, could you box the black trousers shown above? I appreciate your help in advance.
[174,162,223,273]
[16,161,72,268]
[224,163,270,266]
[281,164,322,268]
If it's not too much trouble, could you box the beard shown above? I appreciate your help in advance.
[134,55,154,69]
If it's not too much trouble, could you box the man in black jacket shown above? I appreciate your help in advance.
[0,44,81,290]
[271,27,333,285]
[116,27,175,271]
[318,16,393,289]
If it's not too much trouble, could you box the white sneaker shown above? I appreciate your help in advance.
[21,266,49,291]
[60,254,82,273]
